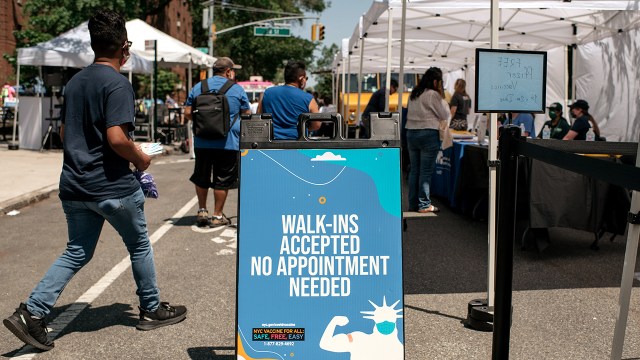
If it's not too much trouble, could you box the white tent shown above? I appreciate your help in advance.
[17,21,152,73]
[17,19,216,72]
[334,0,640,141]
[13,18,217,149]
[334,2,640,358]
[125,19,215,68]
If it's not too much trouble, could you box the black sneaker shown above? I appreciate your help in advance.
[136,302,187,331]
[3,303,54,351]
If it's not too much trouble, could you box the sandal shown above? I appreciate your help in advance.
[418,205,440,213]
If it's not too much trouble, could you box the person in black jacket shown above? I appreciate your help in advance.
[360,79,398,138]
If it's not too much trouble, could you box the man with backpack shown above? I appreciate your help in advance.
[185,57,251,227]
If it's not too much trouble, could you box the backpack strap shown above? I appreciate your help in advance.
[229,112,240,130]
[200,79,210,93]
[218,79,235,95]
[200,79,234,95]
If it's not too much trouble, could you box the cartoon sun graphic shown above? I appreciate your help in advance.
[318,196,327,204]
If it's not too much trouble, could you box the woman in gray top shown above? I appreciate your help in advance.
[405,67,450,213]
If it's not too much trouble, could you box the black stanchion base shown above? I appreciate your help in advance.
[465,298,493,332]
[8,142,19,150]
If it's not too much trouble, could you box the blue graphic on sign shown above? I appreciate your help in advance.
[237,148,403,359]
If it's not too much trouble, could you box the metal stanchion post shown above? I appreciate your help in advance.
[492,125,521,360]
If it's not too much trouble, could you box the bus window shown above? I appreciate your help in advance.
[379,73,417,92]
[346,74,379,93]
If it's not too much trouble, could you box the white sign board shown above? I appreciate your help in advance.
[144,40,157,51]
[475,49,547,113]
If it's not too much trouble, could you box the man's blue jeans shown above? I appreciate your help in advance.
[406,128,441,211]
[26,188,160,318]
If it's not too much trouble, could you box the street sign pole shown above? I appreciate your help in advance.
[145,39,158,141]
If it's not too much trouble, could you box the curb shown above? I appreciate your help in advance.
[0,184,59,216]
[0,144,181,216]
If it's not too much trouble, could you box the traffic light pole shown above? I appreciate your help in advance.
[214,16,318,36]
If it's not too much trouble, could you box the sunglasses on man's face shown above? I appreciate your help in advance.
[123,41,132,50]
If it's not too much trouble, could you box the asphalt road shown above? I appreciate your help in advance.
[0,152,639,359]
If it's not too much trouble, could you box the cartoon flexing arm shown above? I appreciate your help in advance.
[319,315,352,353]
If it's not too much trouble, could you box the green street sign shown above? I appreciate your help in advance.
[196,47,209,54]
[253,26,291,37]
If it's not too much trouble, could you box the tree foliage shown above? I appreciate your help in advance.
[10,0,329,89]
[14,0,173,47]
[190,0,328,81]
[133,69,179,100]
[313,43,339,98]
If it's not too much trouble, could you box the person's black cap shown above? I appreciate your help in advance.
[569,99,589,112]
[547,102,562,112]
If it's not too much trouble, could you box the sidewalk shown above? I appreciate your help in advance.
[0,146,63,214]
[0,143,179,214]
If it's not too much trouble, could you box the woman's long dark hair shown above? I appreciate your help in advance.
[410,67,442,101]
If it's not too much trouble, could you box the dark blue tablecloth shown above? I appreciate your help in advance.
[431,140,478,208]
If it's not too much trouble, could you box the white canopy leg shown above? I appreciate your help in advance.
[610,140,640,360]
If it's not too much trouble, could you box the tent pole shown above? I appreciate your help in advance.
[188,57,195,159]
[564,46,569,118]
[9,62,21,150]
[356,31,364,124]
[341,58,345,119]
[610,141,640,360]
[39,66,44,147]
[150,63,155,142]
[188,59,193,93]
[331,68,335,112]
[384,7,393,112]
[346,52,351,125]
[397,0,406,113]
[487,0,499,310]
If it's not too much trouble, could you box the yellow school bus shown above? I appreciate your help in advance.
[337,73,418,124]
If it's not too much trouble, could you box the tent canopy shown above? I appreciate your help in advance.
[17,21,151,73]
[333,0,640,142]
[336,0,640,73]
[17,19,216,73]
[126,19,215,68]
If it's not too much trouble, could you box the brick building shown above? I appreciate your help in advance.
[146,1,193,46]
[0,0,193,85]
[0,0,24,83]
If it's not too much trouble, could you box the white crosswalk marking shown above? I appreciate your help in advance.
[216,249,235,255]
[220,228,236,237]
[210,227,237,254]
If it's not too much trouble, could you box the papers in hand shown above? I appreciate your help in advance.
[139,142,163,156]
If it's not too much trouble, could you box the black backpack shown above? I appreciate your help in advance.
[192,79,239,139]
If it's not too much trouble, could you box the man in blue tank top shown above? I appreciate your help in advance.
[258,60,320,139]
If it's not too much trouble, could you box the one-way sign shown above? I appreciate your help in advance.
[254,26,291,37]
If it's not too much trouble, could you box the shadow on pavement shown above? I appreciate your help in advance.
[404,304,466,322]
[54,303,138,337]
[187,346,235,359]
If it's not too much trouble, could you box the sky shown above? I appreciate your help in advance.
[295,1,373,49]
[291,1,374,86]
